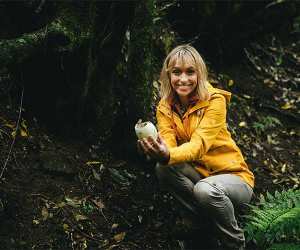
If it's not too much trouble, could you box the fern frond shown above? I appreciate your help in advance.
[266,243,300,250]
[244,189,300,248]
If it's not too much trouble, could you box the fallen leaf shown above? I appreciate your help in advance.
[63,223,69,232]
[113,232,126,242]
[281,163,286,173]
[75,214,88,221]
[41,207,49,221]
[92,168,101,181]
[20,120,29,137]
[242,94,251,99]
[239,121,247,127]
[56,201,66,208]
[65,197,82,208]
[33,219,40,225]
[86,161,101,166]
[138,215,143,223]
[281,102,293,109]
[20,128,28,137]
[92,199,105,209]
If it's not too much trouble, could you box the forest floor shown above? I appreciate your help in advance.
[0,35,299,250]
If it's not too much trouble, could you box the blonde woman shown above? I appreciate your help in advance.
[138,44,254,250]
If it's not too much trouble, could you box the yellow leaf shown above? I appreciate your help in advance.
[11,130,16,138]
[41,207,49,221]
[63,223,69,231]
[21,120,27,130]
[56,201,66,208]
[20,128,28,137]
[75,214,88,221]
[281,163,286,173]
[65,197,82,207]
[113,232,126,242]
[281,102,293,109]
[86,161,101,166]
[4,123,14,129]
[228,79,234,87]
[33,219,40,225]
[239,121,247,127]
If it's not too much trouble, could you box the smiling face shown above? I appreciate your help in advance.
[169,59,198,104]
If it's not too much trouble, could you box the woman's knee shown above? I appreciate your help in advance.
[193,181,225,208]
[155,163,173,181]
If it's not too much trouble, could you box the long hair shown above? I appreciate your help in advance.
[159,44,210,101]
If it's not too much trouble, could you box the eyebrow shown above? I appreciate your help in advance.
[172,66,195,70]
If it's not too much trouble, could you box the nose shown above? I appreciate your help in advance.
[179,73,188,82]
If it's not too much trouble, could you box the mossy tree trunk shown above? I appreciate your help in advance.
[111,0,156,157]
[77,1,135,143]
[127,0,155,123]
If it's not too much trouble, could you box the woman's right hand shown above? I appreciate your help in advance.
[138,135,170,164]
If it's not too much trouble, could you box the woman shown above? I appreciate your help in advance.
[138,44,254,250]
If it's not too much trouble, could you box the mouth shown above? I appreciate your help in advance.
[176,83,193,87]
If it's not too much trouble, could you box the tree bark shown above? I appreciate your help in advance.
[77,1,135,143]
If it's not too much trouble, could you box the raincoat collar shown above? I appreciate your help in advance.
[158,83,232,116]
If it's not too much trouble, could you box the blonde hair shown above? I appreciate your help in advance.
[159,44,210,101]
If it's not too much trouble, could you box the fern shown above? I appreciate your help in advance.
[244,189,300,249]
[266,243,300,250]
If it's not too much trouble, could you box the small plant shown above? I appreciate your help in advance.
[244,189,300,249]
[252,116,282,134]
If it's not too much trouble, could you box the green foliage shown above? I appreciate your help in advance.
[252,116,282,134]
[266,243,300,250]
[0,18,88,69]
[244,189,300,249]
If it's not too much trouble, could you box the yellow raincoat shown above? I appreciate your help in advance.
[156,84,254,188]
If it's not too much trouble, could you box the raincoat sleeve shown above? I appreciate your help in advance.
[168,94,226,164]
[156,109,177,149]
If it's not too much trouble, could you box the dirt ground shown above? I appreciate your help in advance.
[0,36,299,250]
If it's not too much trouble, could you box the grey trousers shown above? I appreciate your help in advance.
[155,163,253,250]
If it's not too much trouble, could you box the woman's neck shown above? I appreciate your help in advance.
[179,96,189,108]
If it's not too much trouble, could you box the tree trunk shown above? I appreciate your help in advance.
[111,0,156,157]
[77,1,135,143]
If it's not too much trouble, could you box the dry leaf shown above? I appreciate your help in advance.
[239,121,247,127]
[281,102,293,109]
[75,214,88,221]
[63,223,69,232]
[113,232,126,242]
[92,199,105,209]
[86,161,101,166]
[138,215,143,223]
[281,163,286,173]
[41,207,49,221]
[33,219,40,225]
[65,197,82,208]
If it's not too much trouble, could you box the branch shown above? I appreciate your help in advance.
[0,86,24,179]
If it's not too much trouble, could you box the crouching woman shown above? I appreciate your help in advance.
[138,44,254,250]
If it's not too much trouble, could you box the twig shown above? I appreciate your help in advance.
[0,87,24,179]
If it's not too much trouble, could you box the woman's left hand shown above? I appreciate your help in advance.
[138,134,170,163]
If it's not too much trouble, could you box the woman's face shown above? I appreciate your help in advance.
[169,60,198,98]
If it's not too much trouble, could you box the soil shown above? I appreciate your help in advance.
[0,36,299,250]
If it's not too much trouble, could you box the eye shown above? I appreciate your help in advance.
[172,69,181,75]
[186,68,196,75]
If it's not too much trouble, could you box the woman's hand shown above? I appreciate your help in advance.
[138,134,170,163]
